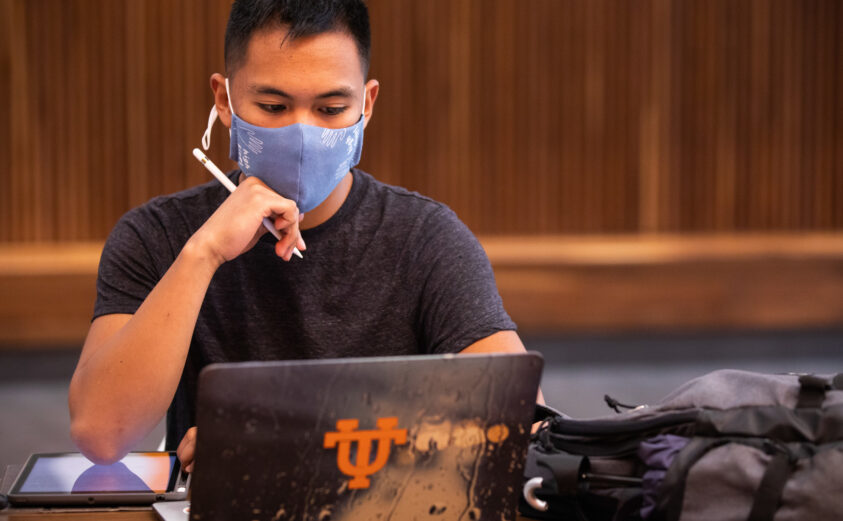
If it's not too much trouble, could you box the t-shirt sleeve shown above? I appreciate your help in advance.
[413,206,517,354]
[93,208,171,320]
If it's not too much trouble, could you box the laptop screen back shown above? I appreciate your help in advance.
[191,353,543,521]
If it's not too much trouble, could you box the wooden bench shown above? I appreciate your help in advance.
[2,234,842,346]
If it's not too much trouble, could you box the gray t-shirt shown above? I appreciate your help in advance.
[94,169,516,448]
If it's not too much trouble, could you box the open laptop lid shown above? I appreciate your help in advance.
[191,352,543,521]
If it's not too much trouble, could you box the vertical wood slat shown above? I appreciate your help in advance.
[714,0,737,231]
[837,0,843,227]
[814,0,835,228]
[0,0,841,242]
[0,0,30,241]
[124,1,149,210]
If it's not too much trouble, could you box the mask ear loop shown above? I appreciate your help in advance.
[201,106,218,151]
[201,77,236,151]
[225,77,236,116]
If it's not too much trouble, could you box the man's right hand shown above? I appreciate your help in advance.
[69,176,305,465]
[191,175,306,265]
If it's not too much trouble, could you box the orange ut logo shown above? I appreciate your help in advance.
[323,417,408,489]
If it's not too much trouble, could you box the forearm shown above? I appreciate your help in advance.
[69,238,220,463]
[460,330,545,404]
[69,177,303,463]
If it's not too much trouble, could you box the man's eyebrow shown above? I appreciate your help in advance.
[251,85,292,98]
[248,84,355,99]
[315,87,354,99]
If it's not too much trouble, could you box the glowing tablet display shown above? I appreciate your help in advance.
[16,452,175,494]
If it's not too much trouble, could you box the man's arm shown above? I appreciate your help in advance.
[460,330,545,404]
[68,177,303,464]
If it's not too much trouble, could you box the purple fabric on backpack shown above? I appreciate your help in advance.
[638,434,690,519]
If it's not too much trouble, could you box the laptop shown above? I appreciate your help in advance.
[160,352,543,521]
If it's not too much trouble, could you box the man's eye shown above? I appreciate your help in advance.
[321,106,348,116]
[258,104,286,113]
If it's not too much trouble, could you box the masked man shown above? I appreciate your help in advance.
[69,0,532,470]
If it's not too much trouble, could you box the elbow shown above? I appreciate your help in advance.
[68,378,130,465]
[70,418,130,465]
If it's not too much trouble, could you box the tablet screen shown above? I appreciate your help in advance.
[14,452,177,494]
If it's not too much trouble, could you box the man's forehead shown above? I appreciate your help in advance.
[245,83,356,99]
[238,25,365,84]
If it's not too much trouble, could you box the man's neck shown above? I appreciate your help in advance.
[237,171,354,230]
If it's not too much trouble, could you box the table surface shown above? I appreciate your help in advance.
[2,462,536,520]
[2,509,535,520]
[0,510,156,520]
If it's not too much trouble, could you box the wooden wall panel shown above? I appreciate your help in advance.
[3,235,843,345]
[1,0,841,241]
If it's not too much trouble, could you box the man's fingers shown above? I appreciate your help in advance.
[275,207,300,229]
[275,237,299,261]
[177,427,197,472]
[242,176,299,226]
[231,176,305,261]
[272,213,302,261]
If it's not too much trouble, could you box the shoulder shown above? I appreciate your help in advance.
[114,178,228,240]
[351,170,483,266]
[103,178,229,269]
[353,170,437,204]
[125,179,227,225]
[351,170,461,232]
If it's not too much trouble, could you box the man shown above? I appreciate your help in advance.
[69,0,533,471]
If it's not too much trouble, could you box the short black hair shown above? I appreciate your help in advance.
[224,0,371,77]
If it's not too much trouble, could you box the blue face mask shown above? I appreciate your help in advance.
[202,78,365,213]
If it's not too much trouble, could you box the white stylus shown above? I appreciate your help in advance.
[192,148,303,259]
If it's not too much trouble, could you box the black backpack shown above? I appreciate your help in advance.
[520,370,843,521]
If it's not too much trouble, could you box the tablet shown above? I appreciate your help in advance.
[7,451,190,506]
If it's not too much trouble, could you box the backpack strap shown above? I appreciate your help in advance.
[533,403,566,423]
[796,374,830,409]
[654,437,795,521]
[651,437,730,521]
[746,447,792,521]
[534,452,589,495]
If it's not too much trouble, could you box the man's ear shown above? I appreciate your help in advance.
[363,79,380,129]
[210,73,232,128]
